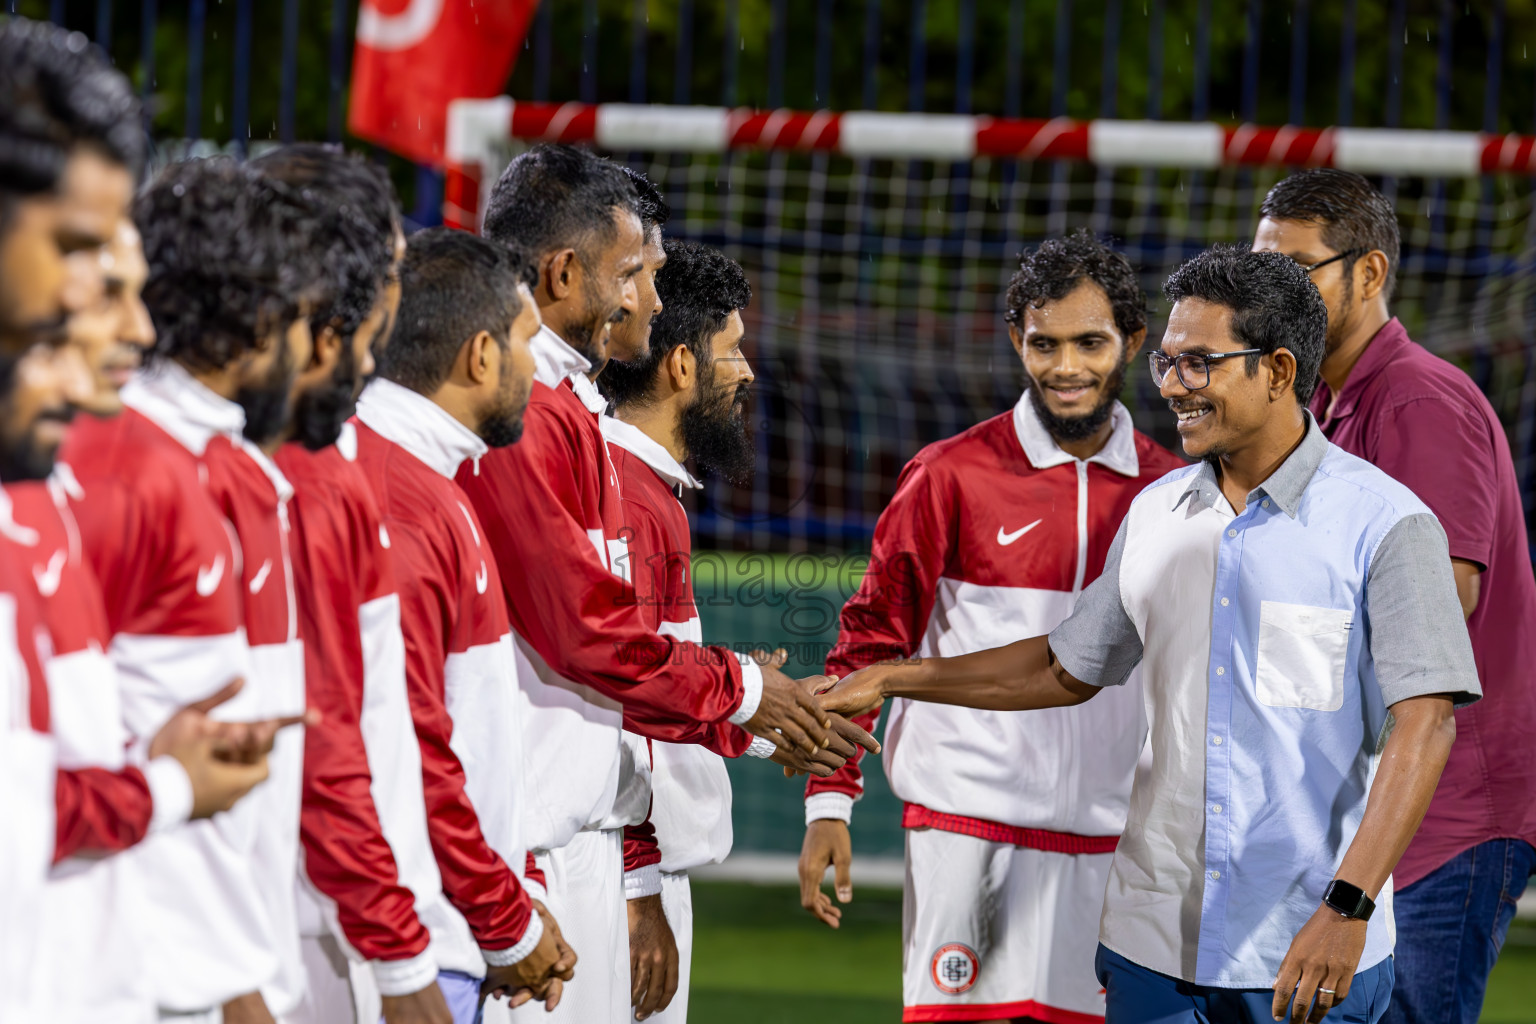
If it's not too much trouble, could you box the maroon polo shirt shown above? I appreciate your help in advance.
[1310,317,1536,888]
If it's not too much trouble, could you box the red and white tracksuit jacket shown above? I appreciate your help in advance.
[354,379,543,970]
[0,500,58,1023]
[63,362,279,1012]
[0,478,194,1021]
[455,325,763,859]
[279,426,464,996]
[10,474,194,1023]
[201,421,311,1017]
[807,400,1185,844]
[602,418,734,891]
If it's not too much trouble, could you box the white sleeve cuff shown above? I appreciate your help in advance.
[370,950,439,998]
[481,907,544,967]
[521,874,547,901]
[744,735,777,759]
[805,792,855,825]
[624,863,663,900]
[144,755,194,834]
[727,654,764,726]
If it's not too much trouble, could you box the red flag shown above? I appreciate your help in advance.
[348,0,537,165]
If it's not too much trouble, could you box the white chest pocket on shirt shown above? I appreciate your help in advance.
[1254,601,1352,711]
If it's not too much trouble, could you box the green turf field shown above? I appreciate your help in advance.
[690,882,1536,1023]
[691,881,902,1022]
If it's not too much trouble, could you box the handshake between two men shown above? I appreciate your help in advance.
[746,648,882,777]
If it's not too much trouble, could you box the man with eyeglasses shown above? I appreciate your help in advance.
[817,246,1478,1024]
[1254,168,1536,1024]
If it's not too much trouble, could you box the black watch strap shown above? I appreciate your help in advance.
[1322,879,1376,921]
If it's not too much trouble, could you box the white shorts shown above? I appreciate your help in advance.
[507,828,627,1023]
[641,871,694,1024]
[903,827,1111,1023]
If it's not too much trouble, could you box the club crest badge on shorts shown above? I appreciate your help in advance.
[930,942,980,995]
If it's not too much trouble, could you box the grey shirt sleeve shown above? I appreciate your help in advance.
[1048,516,1144,688]
[1367,512,1482,708]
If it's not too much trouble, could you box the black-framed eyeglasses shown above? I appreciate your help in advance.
[1298,248,1367,274]
[1148,349,1264,391]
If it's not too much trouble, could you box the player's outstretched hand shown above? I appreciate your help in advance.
[744,647,881,762]
[769,741,843,777]
[745,661,838,755]
[380,980,453,1024]
[799,818,854,928]
[148,679,317,819]
[482,900,579,1011]
[768,709,880,777]
[627,893,679,1019]
[814,664,897,719]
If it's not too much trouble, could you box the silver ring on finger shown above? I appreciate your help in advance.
[1317,988,1336,995]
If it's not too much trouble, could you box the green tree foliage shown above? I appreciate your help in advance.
[17,1,1536,159]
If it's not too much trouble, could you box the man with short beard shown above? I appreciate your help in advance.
[63,156,328,1024]
[799,231,1183,1024]
[462,146,872,1022]
[597,239,758,1023]
[356,228,576,1022]
[254,144,457,1024]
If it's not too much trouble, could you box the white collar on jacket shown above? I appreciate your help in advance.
[530,324,607,415]
[600,414,700,492]
[123,361,293,500]
[240,436,294,502]
[0,487,38,547]
[355,378,487,480]
[121,360,246,457]
[1011,392,1140,477]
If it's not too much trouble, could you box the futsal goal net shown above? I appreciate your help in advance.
[446,101,1536,558]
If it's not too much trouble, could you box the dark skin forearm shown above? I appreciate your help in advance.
[877,636,1099,710]
[1270,693,1457,1023]
[1337,694,1457,896]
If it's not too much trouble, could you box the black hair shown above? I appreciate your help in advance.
[1259,168,1401,300]
[136,156,328,373]
[381,227,534,395]
[621,165,671,238]
[0,17,143,202]
[481,143,638,263]
[1162,244,1328,405]
[251,143,400,345]
[599,238,751,409]
[1003,229,1147,343]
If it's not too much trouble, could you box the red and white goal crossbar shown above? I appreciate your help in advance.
[443,98,1536,230]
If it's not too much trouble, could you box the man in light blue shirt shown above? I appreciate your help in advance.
[820,246,1478,1024]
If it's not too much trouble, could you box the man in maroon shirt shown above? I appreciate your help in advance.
[1254,168,1536,1024]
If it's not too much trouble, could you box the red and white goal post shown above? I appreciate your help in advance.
[443,99,1536,231]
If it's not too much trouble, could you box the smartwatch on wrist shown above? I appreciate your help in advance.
[1322,879,1376,921]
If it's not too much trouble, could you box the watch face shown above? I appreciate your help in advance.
[1326,880,1372,919]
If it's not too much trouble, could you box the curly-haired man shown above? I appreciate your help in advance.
[799,230,1184,1023]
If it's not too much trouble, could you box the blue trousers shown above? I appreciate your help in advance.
[1096,945,1394,1023]
[1383,838,1536,1024]
[379,970,484,1024]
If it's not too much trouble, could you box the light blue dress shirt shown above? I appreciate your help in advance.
[1050,415,1479,987]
